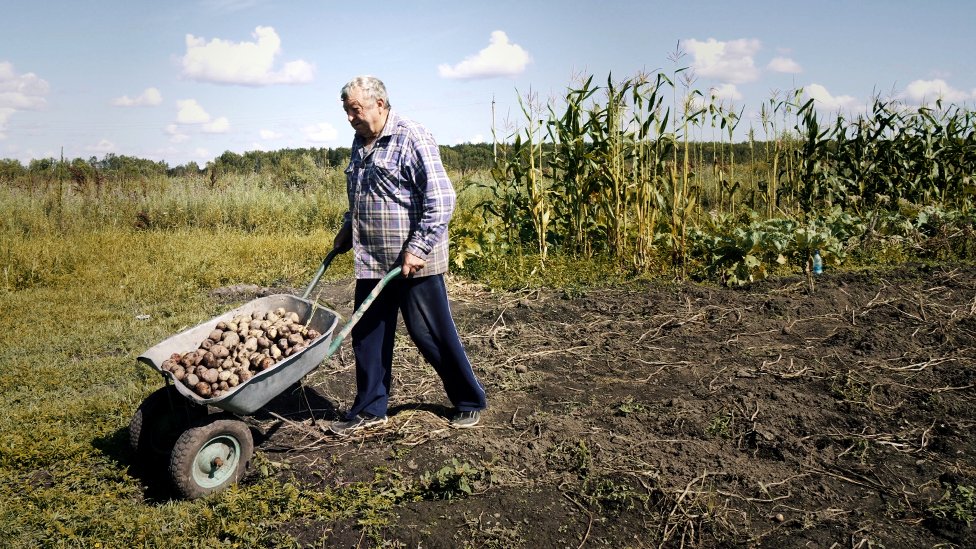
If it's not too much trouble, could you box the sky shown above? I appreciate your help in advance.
[1,0,973,167]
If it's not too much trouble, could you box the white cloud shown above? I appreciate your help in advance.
[203,117,230,133]
[165,124,190,143]
[112,87,162,107]
[302,121,338,143]
[193,147,210,160]
[0,62,48,138]
[171,100,230,141]
[767,56,802,74]
[804,83,859,111]
[181,26,314,85]
[86,139,116,154]
[0,62,49,108]
[438,30,531,79]
[260,129,283,139]
[902,79,971,104]
[176,99,212,124]
[682,38,761,84]
[710,83,743,101]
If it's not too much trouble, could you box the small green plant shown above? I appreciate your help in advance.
[705,411,734,439]
[615,397,646,416]
[417,459,486,500]
[929,484,976,526]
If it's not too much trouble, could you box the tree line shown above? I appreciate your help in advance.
[0,141,783,189]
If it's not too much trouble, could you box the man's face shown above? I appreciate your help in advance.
[342,88,386,139]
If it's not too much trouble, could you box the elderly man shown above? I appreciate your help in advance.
[328,76,487,436]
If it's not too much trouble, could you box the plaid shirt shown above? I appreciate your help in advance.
[343,109,455,279]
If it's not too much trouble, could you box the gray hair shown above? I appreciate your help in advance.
[340,76,390,107]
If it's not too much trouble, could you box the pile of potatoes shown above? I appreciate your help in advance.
[160,307,322,400]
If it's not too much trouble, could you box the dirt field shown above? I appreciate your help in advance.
[210,262,976,547]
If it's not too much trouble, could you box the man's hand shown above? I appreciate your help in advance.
[333,224,352,253]
[401,251,426,277]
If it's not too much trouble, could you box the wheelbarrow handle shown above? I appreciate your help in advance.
[302,248,343,300]
[324,267,401,357]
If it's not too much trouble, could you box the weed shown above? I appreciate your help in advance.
[928,484,976,526]
[615,397,646,416]
[417,459,487,500]
[706,411,735,439]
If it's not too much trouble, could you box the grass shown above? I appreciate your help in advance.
[0,224,385,547]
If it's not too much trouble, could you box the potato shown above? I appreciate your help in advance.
[222,332,241,348]
[258,357,274,370]
[195,382,212,398]
[211,344,229,359]
[228,373,240,387]
[306,329,321,340]
[208,329,223,342]
[185,373,200,386]
[218,369,231,382]
[243,337,258,352]
[216,321,228,330]
[257,336,271,349]
[172,365,186,380]
[287,333,304,347]
[239,370,253,383]
[199,338,214,350]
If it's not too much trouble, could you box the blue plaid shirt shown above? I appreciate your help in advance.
[342,109,455,279]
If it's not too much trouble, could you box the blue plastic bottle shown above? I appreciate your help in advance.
[812,249,823,275]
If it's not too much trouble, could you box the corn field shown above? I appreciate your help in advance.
[467,69,976,284]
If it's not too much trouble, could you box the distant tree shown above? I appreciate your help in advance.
[0,158,26,185]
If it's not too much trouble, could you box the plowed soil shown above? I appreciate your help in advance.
[236,263,976,547]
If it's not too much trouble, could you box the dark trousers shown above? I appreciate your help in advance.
[346,274,487,419]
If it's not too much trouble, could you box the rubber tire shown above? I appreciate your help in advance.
[129,385,208,462]
[169,417,253,500]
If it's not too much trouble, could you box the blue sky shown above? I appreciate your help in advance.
[1,0,973,166]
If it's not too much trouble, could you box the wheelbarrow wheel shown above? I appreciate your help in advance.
[129,385,207,462]
[169,417,253,499]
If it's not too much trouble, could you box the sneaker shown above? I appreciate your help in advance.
[328,413,388,436]
[449,410,481,429]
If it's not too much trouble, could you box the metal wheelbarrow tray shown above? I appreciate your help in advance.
[137,293,339,415]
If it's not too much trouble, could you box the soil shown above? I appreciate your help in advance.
[226,263,976,547]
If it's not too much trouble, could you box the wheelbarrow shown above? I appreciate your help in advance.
[129,250,399,499]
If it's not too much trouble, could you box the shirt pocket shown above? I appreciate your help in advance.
[367,158,402,199]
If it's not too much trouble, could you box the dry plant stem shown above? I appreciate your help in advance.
[560,490,593,549]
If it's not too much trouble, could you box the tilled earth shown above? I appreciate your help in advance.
[234,262,976,547]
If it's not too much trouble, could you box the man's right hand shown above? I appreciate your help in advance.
[333,224,352,253]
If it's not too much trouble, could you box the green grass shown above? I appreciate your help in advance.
[0,225,386,547]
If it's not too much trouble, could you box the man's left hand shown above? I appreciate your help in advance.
[401,252,426,277]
